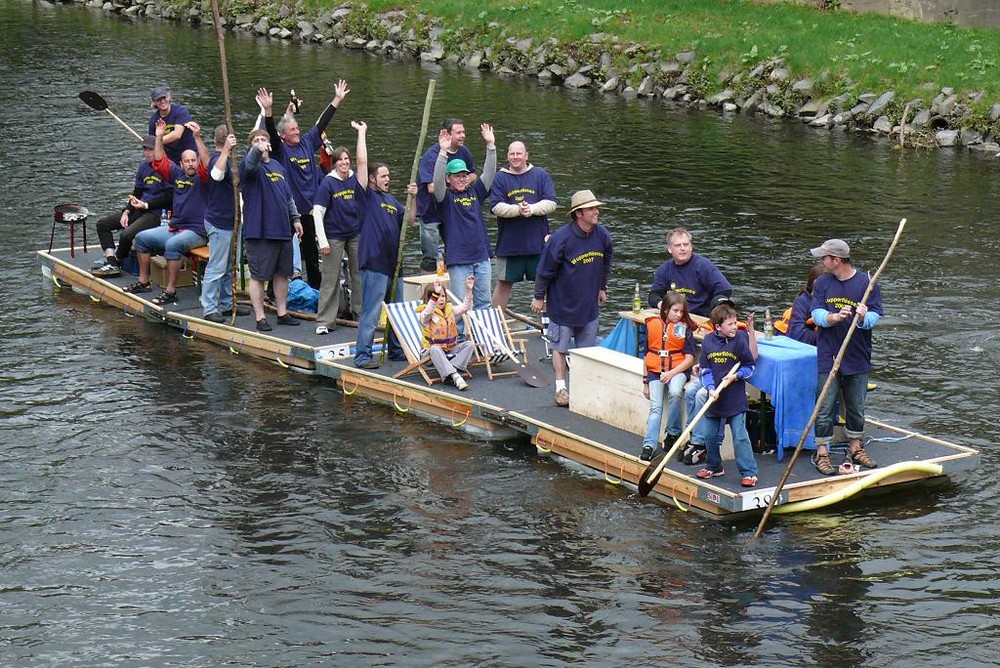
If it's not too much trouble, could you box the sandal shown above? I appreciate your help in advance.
[814,453,836,476]
[151,291,177,306]
[850,446,877,469]
[122,281,151,294]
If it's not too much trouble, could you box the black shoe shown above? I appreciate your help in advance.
[276,313,300,326]
[256,318,272,332]
[122,281,151,294]
[204,312,226,323]
[640,445,654,462]
[683,445,707,466]
[222,305,251,317]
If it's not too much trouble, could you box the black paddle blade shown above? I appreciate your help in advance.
[517,363,551,388]
[637,453,666,497]
[79,90,108,111]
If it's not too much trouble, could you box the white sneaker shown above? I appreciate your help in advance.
[453,374,469,391]
[315,325,329,335]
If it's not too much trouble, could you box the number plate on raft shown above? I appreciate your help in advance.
[740,487,787,512]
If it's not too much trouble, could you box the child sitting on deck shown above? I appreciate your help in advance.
[639,291,696,462]
[416,276,477,390]
[695,302,760,488]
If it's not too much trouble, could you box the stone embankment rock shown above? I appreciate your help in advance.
[74,0,999,155]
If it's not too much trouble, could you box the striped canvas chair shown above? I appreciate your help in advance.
[383,300,440,386]
[463,306,527,381]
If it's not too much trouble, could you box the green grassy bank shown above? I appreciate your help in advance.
[291,0,998,126]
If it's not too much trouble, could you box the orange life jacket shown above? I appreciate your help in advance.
[416,302,458,351]
[773,305,814,335]
[644,316,689,374]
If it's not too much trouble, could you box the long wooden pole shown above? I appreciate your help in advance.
[379,79,435,363]
[753,218,906,538]
[208,0,244,322]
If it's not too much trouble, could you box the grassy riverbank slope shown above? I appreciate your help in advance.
[310,0,999,127]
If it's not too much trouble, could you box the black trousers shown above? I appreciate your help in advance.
[95,210,161,260]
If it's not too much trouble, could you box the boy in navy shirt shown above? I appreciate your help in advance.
[695,303,760,487]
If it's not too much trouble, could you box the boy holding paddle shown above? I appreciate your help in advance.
[695,302,760,487]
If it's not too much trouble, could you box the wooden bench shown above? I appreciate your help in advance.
[188,245,210,286]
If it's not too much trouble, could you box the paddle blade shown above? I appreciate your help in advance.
[517,362,551,388]
[79,90,108,111]
[638,452,666,497]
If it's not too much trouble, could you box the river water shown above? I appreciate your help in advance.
[2,1,998,666]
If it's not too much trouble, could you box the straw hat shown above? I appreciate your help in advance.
[567,189,604,217]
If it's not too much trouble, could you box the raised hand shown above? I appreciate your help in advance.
[333,79,350,106]
[351,120,367,133]
[256,87,273,114]
[480,123,495,147]
[154,117,166,136]
[438,128,451,151]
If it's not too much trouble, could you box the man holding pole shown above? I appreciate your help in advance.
[809,238,883,475]
[351,121,418,369]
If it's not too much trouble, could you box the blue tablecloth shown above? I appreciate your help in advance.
[749,336,817,458]
[601,318,816,459]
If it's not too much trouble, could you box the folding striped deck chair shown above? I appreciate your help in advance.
[463,306,527,381]
[383,300,440,386]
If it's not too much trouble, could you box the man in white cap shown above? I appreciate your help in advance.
[809,238,884,475]
[147,85,196,164]
[531,189,613,407]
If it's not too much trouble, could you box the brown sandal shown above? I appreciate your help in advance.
[850,447,877,469]
[814,453,836,476]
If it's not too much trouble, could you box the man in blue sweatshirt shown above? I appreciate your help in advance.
[531,189,613,407]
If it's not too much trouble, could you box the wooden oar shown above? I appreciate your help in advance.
[638,362,741,497]
[752,218,906,538]
[380,79,435,364]
[502,306,544,331]
[78,91,144,142]
[208,0,245,326]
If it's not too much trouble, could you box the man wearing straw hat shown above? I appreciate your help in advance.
[809,238,884,475]
[531,190,613,407]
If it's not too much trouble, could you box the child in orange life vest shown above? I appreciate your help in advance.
[639,292,697,462]
[416,276,476,390]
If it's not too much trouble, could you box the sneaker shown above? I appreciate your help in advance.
[276,313,300,326]
[222,305,251,317]
[640,445,654,462]
[683,445,707,466]
[122,281,151,294]
[453,375,469,391]
[315,325,330,335]
[741,475,758,488]
[256,318,272,332]
[91,258,110,270]
[814,453,836,476]
[91,262,121,277]
[554,388,569,407]
[696,467,725,479]
[151,291,177,306]
[356,358,380,369]
[850,447,877,469]
[204,312,226,323]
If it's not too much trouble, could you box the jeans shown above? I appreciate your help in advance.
[642,372,687,448]
[418,219,441,272]
[684,376,711,446]
[447,260,492,310]
[702,412,758,477]
[134,226,207,260]
[815,372,868,446]
[200,220,235,315]
[354,269,403,365]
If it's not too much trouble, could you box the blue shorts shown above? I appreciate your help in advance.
[246,238,294,281]
[547,318,599,353]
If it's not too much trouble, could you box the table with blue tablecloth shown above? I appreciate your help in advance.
[604,314,816,459]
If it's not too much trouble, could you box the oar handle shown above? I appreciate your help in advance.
[645,362,741,485]
[105,109,145,142]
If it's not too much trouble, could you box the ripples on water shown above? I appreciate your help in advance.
[1,0,998,664]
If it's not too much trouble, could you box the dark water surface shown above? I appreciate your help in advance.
[2,1,998,665]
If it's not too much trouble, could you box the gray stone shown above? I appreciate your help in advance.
[911,109,931,127]
[637,76,655,96]
[564,72,591,88]
[515,38,532,53]
[866,91,895,118]
[706,88,733,105]
[810,114,832,128]
[761,102,785,117]
[849,102,870,117]
[600,52,612,70]
[466,52,483,70]
[547,63,567,78]
[253,17,269,34]
[122,5,139,15]
[970,142,1000,153]
[676,51,696,64]
[791,78,813,96]
[960,128,983,146]
[741,89,764,113]
[765,83,779,96]
[620,87,637,100]
[298,21,314,38]
[421,43,445,61]
[797,99,828,117]
[832,113,849,125]
[722,102,738,113]
[600,76,619,92]
[872,116,892,134]
[940,86,954,96]
[536,69,553,82]
[660,61,681,74]
[858,93,876,104]
[935,130,959,147]
[278,28,293,39]
[748,64,765,79]
[236,13,253,25]
[770,68,789,82]
[936,94,958,116]
[990,104,1000,122]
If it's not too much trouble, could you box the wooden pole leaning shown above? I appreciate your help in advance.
[379,78,436,364]
[208,0,244,324]
[752,218,907,538]
[638,362,741,497]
